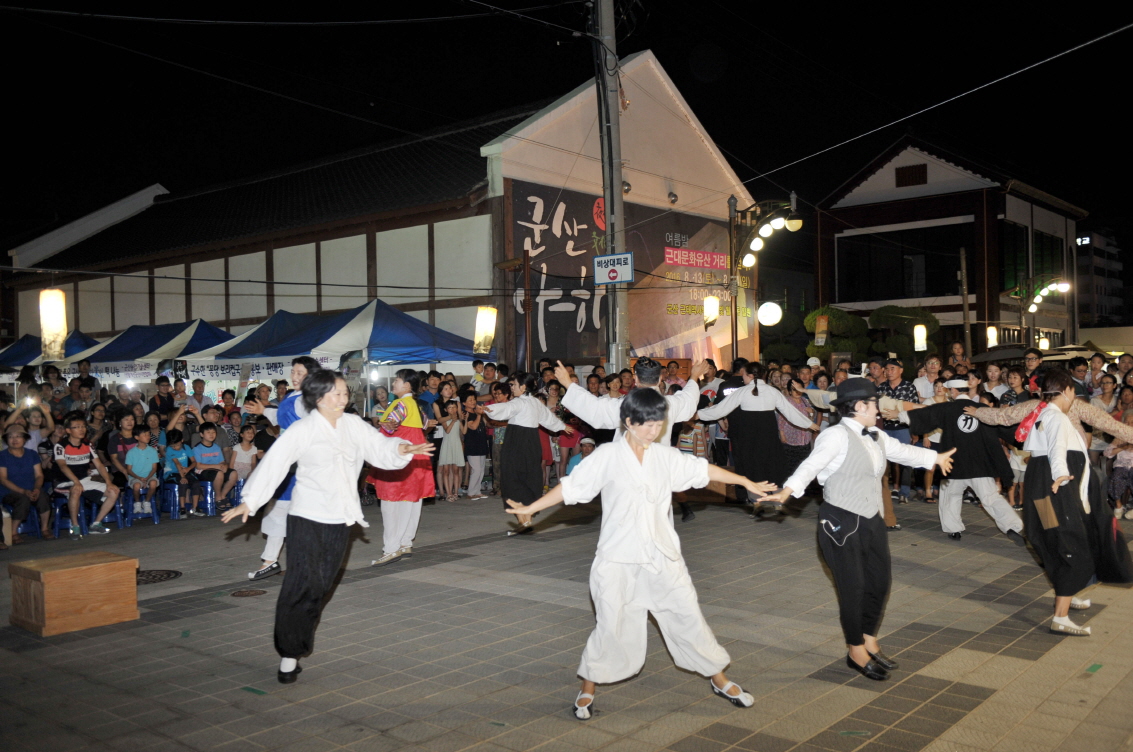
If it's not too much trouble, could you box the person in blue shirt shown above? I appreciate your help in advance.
[163,428,199,516]
[242,356,321,580]
[565,438,595,476]
[192,422,234,515]
[125,427,161,514]
[0,428,48,543]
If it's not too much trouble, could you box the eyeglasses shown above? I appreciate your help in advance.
[1024,357,1040,362]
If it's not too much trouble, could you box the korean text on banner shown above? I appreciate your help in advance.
[815,315,829,347]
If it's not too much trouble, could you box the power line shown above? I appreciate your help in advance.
[458,0,591,38]
[0,4,582,26]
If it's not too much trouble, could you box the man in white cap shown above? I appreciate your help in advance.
[804,357,821,388]
[887,371,1024,544]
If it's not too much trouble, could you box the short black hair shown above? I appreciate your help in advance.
[473,359,484,368]
[620,386,667,425]
[167,428,183,444]
[394,368,421,393]
[497,363,510,377]
[292,356,321,374]
[1023,348,1043,359]
[485,362,496,370]
[1068,356,1088,371]
[301,370,343,412]
[77,358,91,367]
[1040,367,1073,396]
[199,422,217,434]
[155,375,170,386]
[222,389,236,399]
[510,371,540,394]
[633,357,663,385]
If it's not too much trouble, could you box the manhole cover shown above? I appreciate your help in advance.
[231,589,267,597]
[137,570,183,585]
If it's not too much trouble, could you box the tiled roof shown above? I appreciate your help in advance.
[40,105,541,270]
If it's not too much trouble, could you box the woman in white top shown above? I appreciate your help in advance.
[698,362,817,502]
[222,371,433,683]
[1021,368,1132,636]
[481,372,570,533]
[506,389,775,719]
[984,363,1008,399]
[1088,372,1118,465]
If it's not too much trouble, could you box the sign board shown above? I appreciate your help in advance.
[593,253,634,285]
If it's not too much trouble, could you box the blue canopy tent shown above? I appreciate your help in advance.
[57,320,233,365]
[183,299,490,363]
[0,330,101,368]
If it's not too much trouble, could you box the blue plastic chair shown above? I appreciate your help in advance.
[123,485,161,526]
[200,483,217,517]
[161,479,184,520]
[52,491,87,538]
[87,489,128,530]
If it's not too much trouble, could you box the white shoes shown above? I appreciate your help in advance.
[572,692,594,720]
[133,502,143,513]
[1070,597,1091,610]
[711,679,754,708]
[1051,615,1090,635]
[142,502,152,514]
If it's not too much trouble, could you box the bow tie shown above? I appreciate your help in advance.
[861,428,879,442]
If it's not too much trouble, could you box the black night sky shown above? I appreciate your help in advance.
[3,2,1132,274]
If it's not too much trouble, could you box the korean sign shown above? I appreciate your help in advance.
[593,253,634,285]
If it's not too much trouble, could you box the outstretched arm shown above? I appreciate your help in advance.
[706,464,777,498]
[505,484,565,526]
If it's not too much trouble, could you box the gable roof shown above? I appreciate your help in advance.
[821,134,1087,218]
[34,105,541,272]
[482,50,752,218]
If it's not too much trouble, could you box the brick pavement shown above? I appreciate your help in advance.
[2,492,1132,752]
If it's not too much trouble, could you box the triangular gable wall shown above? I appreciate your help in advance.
[832,146,999,209]
[482,50,751,219]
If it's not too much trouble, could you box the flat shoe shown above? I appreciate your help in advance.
[572,692,594,720]
[846,655,888,681]
[1050,619,1090,636]
[1070,597,1091,610]
[868,650,899,671]
[277,665,302,684]
[710,679,754,708]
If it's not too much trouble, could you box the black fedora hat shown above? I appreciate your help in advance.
[830,377,878,406]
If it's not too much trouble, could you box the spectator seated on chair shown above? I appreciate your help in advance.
[125,427,161,515]
[0,427,51,542]
[192,422,234,513]
[163,429,199,516]
[52,413,121,538]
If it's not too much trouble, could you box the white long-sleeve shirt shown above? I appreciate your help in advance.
[561,436,710,565]
[697,379,813,429]
[1023,404,1090,508]
[241,411,412,527]
[482,393,566,431]
[562,378,700,433]
[782,417,937,514]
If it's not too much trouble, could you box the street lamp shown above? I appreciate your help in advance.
[1008,274,1070,347]
[727,192,804,363]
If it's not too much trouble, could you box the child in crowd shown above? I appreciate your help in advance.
[193,422,236,508]
[125,426,161,514]
[230,424,258,482]
[164,428,199,516]
[1104,411,1133,520]
[437,398,464,501]
[1007,443,1029,511]
[677,417,709,459]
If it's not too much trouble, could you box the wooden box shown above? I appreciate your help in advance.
[9,551,139,636]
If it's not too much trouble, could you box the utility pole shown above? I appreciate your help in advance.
[594,0,628,371]
[959,246,972,358]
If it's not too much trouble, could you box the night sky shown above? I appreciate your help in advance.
[3,2,1132,275]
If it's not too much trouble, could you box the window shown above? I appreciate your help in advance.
[1000,221,1028,292]
[836,222,971,303]
[895,164,928,187]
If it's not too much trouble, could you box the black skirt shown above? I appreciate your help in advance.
[728,408,788,486]
[501,425,544,504]
[1023,451,1133,595]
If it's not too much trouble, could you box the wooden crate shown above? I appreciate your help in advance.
[9,551,139,637]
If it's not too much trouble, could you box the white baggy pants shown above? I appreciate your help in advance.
[381,500,422,555]
[939,476,1022,534]
[579,553,730,684]
[466,456,486,496]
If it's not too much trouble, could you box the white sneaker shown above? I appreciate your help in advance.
[1125,508,1133,520]
[133,502,143,513]
[142,502,152,514]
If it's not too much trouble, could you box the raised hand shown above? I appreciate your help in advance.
[505,498,533,526]
[554,361,572,388]
[690,360,709,382]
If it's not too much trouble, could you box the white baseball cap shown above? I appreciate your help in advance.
[806,357,821,367]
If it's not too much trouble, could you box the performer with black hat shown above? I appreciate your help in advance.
[761,378,955,681]
[886,372,1026,544]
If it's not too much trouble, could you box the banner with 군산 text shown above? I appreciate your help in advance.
[510,180,748,365]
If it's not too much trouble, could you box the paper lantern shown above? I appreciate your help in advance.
[757,302,782,326]
[1038,337,1050,350]
[473,306,497,355]
[986,326,998,348]
[703,296,720,328]
[39,289,67,361]
[913,324,927,352]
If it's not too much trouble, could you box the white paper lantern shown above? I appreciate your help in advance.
[757,302,782,327]
[703,296,720,328]
[473,306,497,355]
[913,324,927,352]
[986,326,998,348]
[39,289,67,361]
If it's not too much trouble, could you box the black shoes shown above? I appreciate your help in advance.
[682,510,696,522]
[868,650,899,671]
[277,665,302,684]
[846,655,888,681]
[1006,530,1027,547]
[948,532,962,540]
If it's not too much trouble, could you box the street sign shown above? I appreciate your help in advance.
[593,252,634,285]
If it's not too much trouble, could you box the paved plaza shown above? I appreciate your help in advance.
[2,491,1132,752]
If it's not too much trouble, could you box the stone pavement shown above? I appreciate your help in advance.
[2,491,1132,752]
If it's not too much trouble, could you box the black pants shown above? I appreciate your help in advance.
[274,515,350,659]
[3,492,50,522]
[817,504,891,646]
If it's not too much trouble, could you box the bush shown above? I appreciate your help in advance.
[763,342,802,362]
[803,306,855,336]
[869,305,941,335]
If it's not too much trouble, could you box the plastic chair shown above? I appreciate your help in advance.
[161,479,184,520]
[200,482,217,517]
[1,500,44,539]
[123,485,161,526]
[52,491,87,538]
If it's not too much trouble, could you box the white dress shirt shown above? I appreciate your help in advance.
[562,379,700,433]
[697,379,813,429]
[1023,404,1090,508]
[783,417,937,510]
[483,394,565,431]
[241,411,412,527]
[561,437,710,566]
